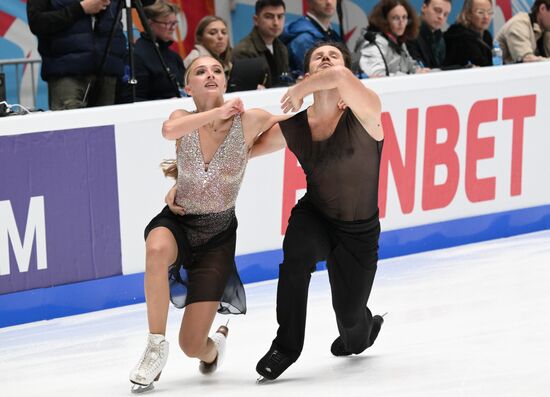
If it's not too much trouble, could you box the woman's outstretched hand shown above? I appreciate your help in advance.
[281,87,303,113]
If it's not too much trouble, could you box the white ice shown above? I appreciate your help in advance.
[2,230,550,397]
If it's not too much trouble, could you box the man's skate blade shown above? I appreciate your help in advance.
[131,382,155,394]
[256,375,274,384]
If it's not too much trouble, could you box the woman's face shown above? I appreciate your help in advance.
[149,13,178,42]
[469,0,493,32]
[200,20,229,56]
[387,5,409,37]
[185,57,226,97]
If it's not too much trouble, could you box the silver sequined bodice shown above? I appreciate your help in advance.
[176,114,248,214]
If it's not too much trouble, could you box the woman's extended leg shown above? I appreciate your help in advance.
[144,227,178,335]
[129,227,178,390]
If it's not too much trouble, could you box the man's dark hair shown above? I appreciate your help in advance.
[303,41,352,74]
[531,0,550,17]
[422,0,452,5]
[255,0,286,15]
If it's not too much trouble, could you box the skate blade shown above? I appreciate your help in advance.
[256,375,273,384]
[131,382,155,394]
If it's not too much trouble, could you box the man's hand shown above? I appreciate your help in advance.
[165,185,185,216]
[219,98,244,119]
[81,0,111,15]
[280,86,303,113]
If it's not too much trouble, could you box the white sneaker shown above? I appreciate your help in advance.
[199,325,228,375]
[129,334,169,389]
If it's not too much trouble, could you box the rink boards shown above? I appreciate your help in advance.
[1,63,549,327]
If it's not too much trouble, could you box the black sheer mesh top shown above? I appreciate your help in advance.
[280,107,383,221]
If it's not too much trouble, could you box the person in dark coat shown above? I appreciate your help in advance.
[407,0,452,68]
[280,0,344,77]
[233,0,290,88]
[124,0,185,102]
[27,0,126,110]
[444,0,494,67]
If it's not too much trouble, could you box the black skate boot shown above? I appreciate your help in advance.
[330,314,385,357]
[256,347,294,381]
[330,337,352,356]
[369,314,385,346]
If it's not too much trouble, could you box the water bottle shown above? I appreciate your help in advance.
[492,41,503,66]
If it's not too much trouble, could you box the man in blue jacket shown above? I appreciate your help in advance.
[281,0,344,76]
[28,0,126,110]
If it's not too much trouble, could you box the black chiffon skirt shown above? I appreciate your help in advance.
[144,205,246,315]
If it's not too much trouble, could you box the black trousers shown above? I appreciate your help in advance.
[272,198,380,361]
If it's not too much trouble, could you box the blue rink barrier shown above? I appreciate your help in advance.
[1,204,549,328]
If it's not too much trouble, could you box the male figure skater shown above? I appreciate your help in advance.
[251,41,386,381]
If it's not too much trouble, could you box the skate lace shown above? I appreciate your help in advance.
[137,342,164,376]
[269,350,287,365]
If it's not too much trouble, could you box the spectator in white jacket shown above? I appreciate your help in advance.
[357,0,430,77]
[495,0,550,63]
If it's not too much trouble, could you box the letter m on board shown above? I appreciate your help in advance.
[0,196,48,276]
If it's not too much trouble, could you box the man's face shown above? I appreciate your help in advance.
[254,5,286,40]
[538,4,550,31]
[307,45,344,74]
[308,0,337,19]
[421,0,451,31]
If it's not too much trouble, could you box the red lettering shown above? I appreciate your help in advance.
[422,105,460,210]
[281,148,306,234]
[466,99,498,202]
[502,95,536,196]
[379,109,419,218]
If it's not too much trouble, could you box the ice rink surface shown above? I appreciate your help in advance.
[2,230,550,397]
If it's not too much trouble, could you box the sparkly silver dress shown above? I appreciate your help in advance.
[144,114,248,314]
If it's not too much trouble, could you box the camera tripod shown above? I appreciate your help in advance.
[84,0,181,105]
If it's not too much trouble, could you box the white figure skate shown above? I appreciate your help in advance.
[129,333,169,393]
[199,324,229,375]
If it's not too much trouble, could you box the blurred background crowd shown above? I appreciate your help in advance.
[0,0,548,112]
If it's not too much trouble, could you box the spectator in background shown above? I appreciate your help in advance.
[495,0,550,64]
[233,0,290,88]
[407,0,452,69]
[443,0,494,67]
[125,0,185,102]
[27,0,126,110]
[184,16,233,78]
[281,0,344,76]
[357,0,427,77]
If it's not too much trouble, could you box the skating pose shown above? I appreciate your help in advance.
[252,41,386,381]
[129,55,285,392]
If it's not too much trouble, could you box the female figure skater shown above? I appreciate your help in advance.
[129,55,284,392]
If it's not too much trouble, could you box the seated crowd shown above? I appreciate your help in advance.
[27,0,550,110]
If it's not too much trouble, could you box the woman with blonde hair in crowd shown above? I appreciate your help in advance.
[357,0,428,77]
[443,0,494,67]
[128,55,285,392]
[184,16,233,77]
